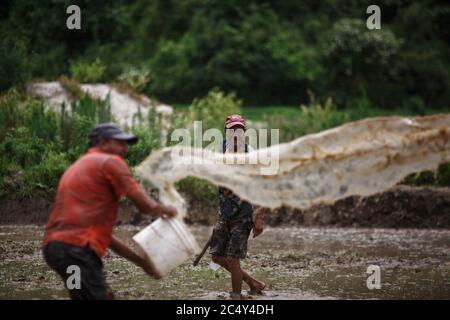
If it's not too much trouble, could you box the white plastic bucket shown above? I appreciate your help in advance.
[132,217,200,277]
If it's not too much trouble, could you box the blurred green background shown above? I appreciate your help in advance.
[1,0,449,108]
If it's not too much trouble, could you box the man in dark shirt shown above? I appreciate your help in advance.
[209,115,266,300]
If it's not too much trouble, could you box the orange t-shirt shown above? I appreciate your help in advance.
[43,147,141,257]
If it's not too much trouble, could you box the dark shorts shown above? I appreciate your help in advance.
[209,218,253,259]
[43,241,110,300]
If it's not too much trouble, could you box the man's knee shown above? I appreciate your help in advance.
[212,254,225,264]
[226,256,240,268]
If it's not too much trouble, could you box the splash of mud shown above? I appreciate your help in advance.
[136,115,450,217]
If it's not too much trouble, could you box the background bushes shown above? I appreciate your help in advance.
[1,0,449,108]
[0,86,448,205]
[0,88,164,198]
[70,58,106,83]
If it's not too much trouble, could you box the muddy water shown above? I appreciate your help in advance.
[0,225,448,300]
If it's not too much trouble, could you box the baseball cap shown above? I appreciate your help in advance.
[89,123,138,146]
[225,114,246,129]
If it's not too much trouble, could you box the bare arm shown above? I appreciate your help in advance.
[127,187,177,219]
[103,156,177,219]
[114,187,175,279]
[109,235,162,279]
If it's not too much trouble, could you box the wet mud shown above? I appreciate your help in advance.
[0,225,448,299]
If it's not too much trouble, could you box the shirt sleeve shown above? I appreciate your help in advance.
[102,156,141,198]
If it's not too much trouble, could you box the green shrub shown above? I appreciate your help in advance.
[117,67,151,93]
[260,93,352,142]
[403,163,450,187]
[0,90,60,142]
[0,162,23,197]
[402,96,427,115]
[70,58,106,83]
[0,35,30,92]
[0,89,123,198]
[298,94,350,135]
[2,1,449,108]
[64,114,95,161]
[437,163,450,186]
[323,18,402,108]
[24,151,70,194]
[126,125,161,167]
[175,176,218,207]
[59,75,83,100]
[0,127,49,167]
[23,98,58,142]
[57,93,112,159]
[0,126,65,198]
[187,88,242,131]
[0,89,22,139]
[70,93,112,124]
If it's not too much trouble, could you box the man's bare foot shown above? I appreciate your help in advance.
[248,281,266,295]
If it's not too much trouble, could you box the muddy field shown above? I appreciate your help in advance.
[0,224,449,300]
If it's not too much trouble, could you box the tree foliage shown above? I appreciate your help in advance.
[0,0,448,108]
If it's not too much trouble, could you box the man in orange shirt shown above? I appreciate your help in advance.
[42,123,177,299]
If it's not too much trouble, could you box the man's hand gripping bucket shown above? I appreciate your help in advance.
[132,217,200,277]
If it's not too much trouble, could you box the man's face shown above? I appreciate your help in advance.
[226,125,245,153]
[98,138,129,157]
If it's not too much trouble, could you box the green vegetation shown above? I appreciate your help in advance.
[1,0,449,109]
[242,93,445,143]
[0,89,163,198]
[69,58,106,84]
[187,88,242,131]
[0,1,448,201]
[175,176,219,209]
[1,84,449,203]
[58,75,83,100]
[117,67,152,94]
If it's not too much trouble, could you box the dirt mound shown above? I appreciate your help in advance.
[0,186,449,228]
[0,195,150,225]
[0,195,52,224]
[186,185,450,229]
[266,185,450,228]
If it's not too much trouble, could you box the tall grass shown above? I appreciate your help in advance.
[0,88,163,198]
